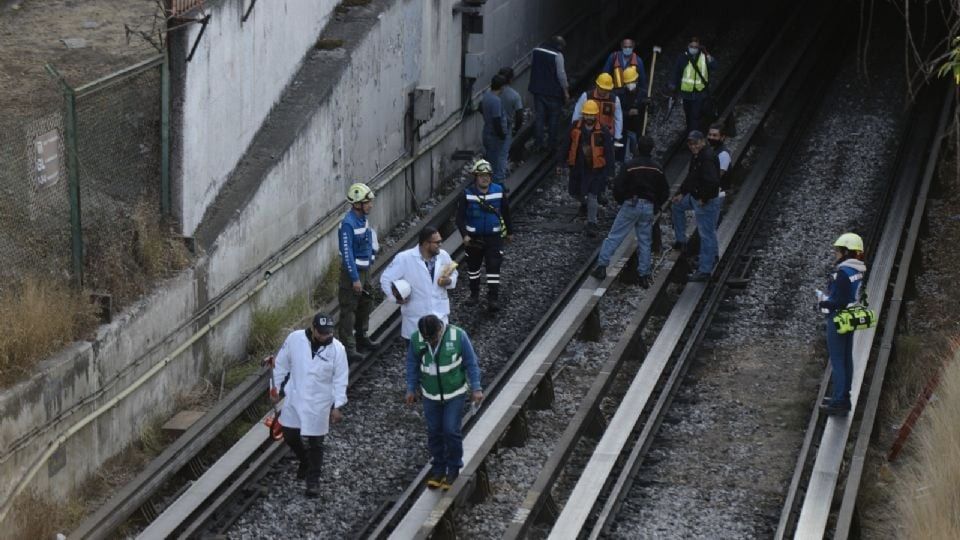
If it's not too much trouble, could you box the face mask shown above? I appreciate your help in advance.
[688,47,700,56]
[622,47,633,56]
[626,83,637,91]
[584,119,596,128]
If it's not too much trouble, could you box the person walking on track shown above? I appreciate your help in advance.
[456,158,514,312]
[405,314,483,490]
[560,99,615,238]
[817,233,867,416]
[592,136,669,289]
[338,183,380,362]
[270,313,349,497]
[528,35,570,153]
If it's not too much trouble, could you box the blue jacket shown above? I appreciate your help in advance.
[338,210,374,282]
[819,259,867,314]
[528,45,567,98]
[405,328,482,394]
[481,90,507,140]
[456,182,510,237]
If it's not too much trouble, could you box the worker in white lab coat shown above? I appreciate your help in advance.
[270,312,349,497]
[379,226,458,340]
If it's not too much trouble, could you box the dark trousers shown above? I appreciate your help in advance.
[422,395,466,475]
[281,426,325,486]
[682,97,704,135]
[533,93,563,151]
[337,268,372,351]
[465,235,503,299]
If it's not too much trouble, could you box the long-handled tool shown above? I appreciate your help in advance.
[641,45,661,135]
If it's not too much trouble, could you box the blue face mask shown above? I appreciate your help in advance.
[622,47,633,57]
[688,46,700,56]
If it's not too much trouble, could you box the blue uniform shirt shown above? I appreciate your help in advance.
[481,90,507,139]
[338,210,374,282]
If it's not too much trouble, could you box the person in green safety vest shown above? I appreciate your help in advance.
[668,36,717,135]
[404,314,483,490]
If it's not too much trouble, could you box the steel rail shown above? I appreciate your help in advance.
[779,82,952,540]
[547,5,850,536]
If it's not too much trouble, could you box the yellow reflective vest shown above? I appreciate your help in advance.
[680,54,708,92]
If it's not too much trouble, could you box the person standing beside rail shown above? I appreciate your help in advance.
[405,314,483,490]
[668,36,717,135]
[338,182,380,363]
[671,130,721,282]
[528,35,570,154]
[817,233,867,417]
[481,74,509,183]
[270,313,348,498]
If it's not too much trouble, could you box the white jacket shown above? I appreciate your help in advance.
[272,330,349,436]
[380,247,458,339]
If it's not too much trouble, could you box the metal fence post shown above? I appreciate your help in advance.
[45,63,84,286]
[161,51,171,216]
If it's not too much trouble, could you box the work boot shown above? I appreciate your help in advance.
[466,292,480,307]
[356,334,380,352]
[820,403,850,417]
[486,296,500,313]
[345,347,365,363]
[297,461,308,480]
[687,271,711,283]
[441,470,459,490]
[426,470,444,490]
[592,265,607,280]
[638,275,651,289]
[305,480,320,498]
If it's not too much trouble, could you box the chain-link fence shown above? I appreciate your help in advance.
[0,56,173,303]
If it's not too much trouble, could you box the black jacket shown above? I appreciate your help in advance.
[613,155,669,208]
[679,145,721,201]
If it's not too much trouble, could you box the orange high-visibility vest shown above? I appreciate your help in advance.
[612,52,639,88]
[567,122,607,169]
[590,89,616,133]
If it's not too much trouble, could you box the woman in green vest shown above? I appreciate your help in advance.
[668,36,718,135]
[405,314,483,490]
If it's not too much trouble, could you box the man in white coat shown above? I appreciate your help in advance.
[270,312,349,497]
[379,226,458,340]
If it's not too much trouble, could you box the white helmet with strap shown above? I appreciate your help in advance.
[346,182,375,204]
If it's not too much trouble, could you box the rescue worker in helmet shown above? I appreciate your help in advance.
[816,233,867,416]
[456,158,514,312]
[603,38,649,93]
[559,99,615,238]
[338,183,379,362]
[572,73,624,153]
[270,312,349,497]
[613,65,648,159]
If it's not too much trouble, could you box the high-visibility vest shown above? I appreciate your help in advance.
[590,89,617,133]
[464,183,505,237]
[412,325,468,401]
[612,52,639,88]
[567,122,607,169]
[680,54,708,92]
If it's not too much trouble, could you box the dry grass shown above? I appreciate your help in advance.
[895,347,960,539]
[10,490,86,540]
[311,259,341,308]
[0,278,98,387]
[246,294,311,359]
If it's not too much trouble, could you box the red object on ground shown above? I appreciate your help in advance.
[887,370,942,462]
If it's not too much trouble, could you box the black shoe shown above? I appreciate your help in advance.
[441,471,459,490]
[688,271,711,282]
[597,193,608,206]
[486,297,500,313]
[592,265,607,280]
[346,348,365,363]
[426,471,444,490]
[356,334,380,352]
[305,481,319,498]
[297,461,308,480]
[821,404,850,417]
[672,241,686,251]
[466,293,480,307]
[638,275,651,289]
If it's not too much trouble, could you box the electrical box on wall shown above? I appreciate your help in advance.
[413,87,435,122]
[464,53,483,79]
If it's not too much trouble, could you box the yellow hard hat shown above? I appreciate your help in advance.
[582,99,600,116]
[595,73,614,91]
[833,232,864,252]
[346,182,375,204]
[622,66,639,84]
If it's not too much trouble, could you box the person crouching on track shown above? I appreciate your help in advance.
[816,233,867,417]
[671,130,721,282]
[379,226,458,341]
[591,136,669,289]
[559,99,615,238]
[456,158,514,312]
[270,312,349,497]
[405,314,483,490]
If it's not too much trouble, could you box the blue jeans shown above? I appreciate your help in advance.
[598,199,655,276]
[533,93,563,150]
[483,133,508,182]
[422,394,466,474]
[671,193,720,274]
[825,317,854,407]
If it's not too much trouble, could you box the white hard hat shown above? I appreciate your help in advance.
[392,279,412,301]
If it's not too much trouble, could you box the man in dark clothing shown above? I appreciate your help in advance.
[592,136,669,288]
[612,65,647,159]
[482,75,509,182]
[528,36,570,153]
[671,130,721,281]
[668,37,717,135]
[558,99,615,238]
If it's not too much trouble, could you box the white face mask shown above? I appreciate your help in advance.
[626,83,637,91]
[688,46,700,56]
